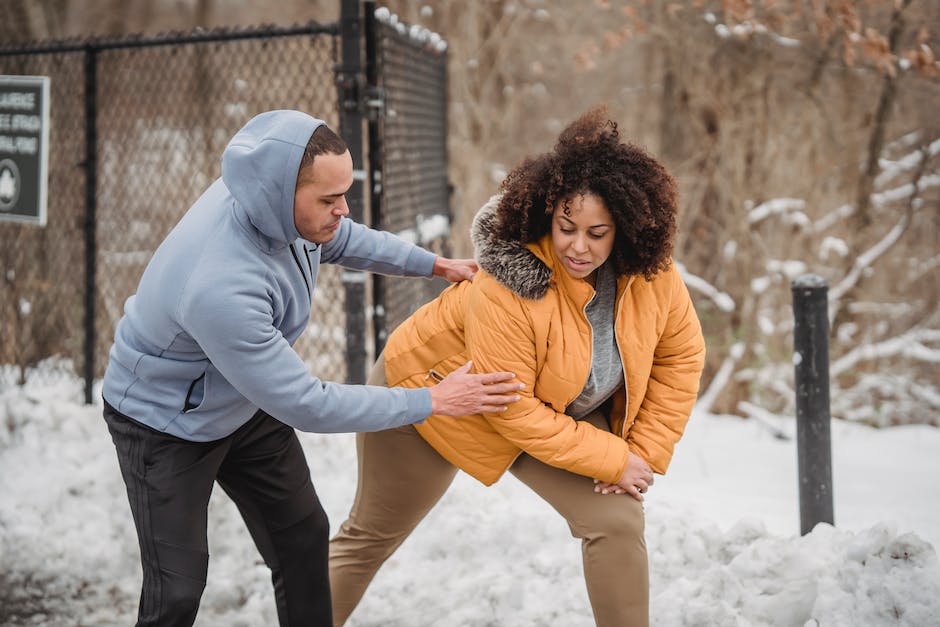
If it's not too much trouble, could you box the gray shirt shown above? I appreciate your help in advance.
[566,262,625,420]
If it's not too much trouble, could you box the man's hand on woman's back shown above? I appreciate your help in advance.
[429,361,523,416]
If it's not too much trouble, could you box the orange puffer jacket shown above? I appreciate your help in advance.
[383,197,706,486]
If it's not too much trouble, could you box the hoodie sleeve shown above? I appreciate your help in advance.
[180,267,432,433]
[320,218,437,277]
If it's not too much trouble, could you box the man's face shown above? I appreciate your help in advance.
[293,150,353,243]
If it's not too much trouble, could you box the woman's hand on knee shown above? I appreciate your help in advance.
[593,479,626,496]
[594,454,655,501]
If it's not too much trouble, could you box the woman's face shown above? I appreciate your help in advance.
[550,193,616,281]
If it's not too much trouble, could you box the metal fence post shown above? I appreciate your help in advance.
[791,274,835,535]
[362,0,387,356]
[83,45,98,404]
[338,0,368,384]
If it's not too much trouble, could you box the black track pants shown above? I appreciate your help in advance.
[104,402,332,627]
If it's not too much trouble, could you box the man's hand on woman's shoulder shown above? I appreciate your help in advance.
[432,257,479,283]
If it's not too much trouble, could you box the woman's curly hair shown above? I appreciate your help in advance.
[496,106,678,280]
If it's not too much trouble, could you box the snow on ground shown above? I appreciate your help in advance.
[1,375,938,626]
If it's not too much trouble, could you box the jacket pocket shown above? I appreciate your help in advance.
[182,372,206,413]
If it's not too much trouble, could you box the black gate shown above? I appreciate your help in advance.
[0,2,450,400]
[365,2,451,354]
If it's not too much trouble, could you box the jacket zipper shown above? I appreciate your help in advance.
[578,296,594,407]
[567,280,600,408]
[303,244,315,275]
[289,243,312,302]
[614,281,629,437]
[499,288,618,478]
[501,281,628,477]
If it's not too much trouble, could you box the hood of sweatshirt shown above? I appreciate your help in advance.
[221,110,324,250]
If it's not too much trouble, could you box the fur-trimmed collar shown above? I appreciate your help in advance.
[471,195,552,300]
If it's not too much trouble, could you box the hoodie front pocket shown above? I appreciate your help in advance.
[182,372,207,413]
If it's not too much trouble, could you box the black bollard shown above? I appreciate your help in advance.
[791,274,835,535]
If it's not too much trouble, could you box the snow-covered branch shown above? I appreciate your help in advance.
[910,380,940,411]
[674,261,735,312]
[737,401,793,440]
[884,130,924,154]
[813,136,937,234]
[704,13,800,48]
[819,236,849,262]
[696,341,744,415]
[828,209,912,320]
[875,137,940,188]
[813,203,854,234]
[766,259,807,280]
[831,328,940,377]
[871,174,940,209]
[908,255,940,284]
[847,301,916,317]
[748,198,808,227]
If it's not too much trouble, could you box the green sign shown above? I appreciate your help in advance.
[0,75,50,226]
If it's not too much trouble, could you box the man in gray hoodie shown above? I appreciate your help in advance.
[102,110,521,627]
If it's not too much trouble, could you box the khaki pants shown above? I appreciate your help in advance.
[329,356,649,627]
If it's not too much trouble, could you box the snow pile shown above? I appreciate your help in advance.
[1,377,938,626]
[650,516,938,626]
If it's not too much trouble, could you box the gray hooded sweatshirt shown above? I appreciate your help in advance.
[102,110,434,441]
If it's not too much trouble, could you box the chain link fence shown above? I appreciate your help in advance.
[0,49,86,387]
[0,25,345,390]
[0,8,451,396]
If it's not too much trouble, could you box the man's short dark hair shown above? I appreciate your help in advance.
[298,124,348,182]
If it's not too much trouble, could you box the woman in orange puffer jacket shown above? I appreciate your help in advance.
[329,107,706,627]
